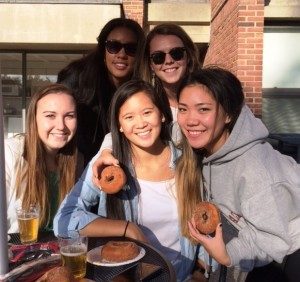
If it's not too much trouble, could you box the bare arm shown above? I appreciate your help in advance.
[79,218,148,243]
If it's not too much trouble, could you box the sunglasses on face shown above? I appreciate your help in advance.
[105,40,137,57]
[150,47,186,65]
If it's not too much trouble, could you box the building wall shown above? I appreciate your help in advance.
[205,0,264,117]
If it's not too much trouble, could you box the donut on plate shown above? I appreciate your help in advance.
[193,202,220,235]
[98,165,127,194]
[101,241,140,263]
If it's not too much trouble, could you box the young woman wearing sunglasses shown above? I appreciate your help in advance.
[94,23,200,164]
[57,18,145,164]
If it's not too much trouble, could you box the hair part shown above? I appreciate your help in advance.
[16,83,78,227]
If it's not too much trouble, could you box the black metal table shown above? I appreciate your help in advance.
[8,232,176,282]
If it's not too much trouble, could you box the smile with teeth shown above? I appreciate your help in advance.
[136,130,150,136]
[187,130,205,136]
[164,68,177,73]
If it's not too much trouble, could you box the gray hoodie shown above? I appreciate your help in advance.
[201,105,300,271]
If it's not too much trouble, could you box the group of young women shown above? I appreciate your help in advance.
[5,17,300,282]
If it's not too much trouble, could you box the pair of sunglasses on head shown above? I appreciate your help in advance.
[105,40,186,65]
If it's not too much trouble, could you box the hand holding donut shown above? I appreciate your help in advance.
[94,165,127,194]
[92,149,119,180]
[188,202,231,266]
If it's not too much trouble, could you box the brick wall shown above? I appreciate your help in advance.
[204,0,264,117]
[122,0,144,27]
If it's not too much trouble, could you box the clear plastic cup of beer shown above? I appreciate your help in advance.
[16,205,39,244]
[58,235,88,279]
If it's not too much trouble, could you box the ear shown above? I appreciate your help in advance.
[120,127,123,132]
[225,114,231,124]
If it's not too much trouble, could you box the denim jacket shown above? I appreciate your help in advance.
[54,142,215,281]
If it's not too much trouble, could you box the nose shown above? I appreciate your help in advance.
[117,47,127,58]
[164,53,174,64]
[136,115,147,128]
[185,113,199,127]
[56,117,66,130]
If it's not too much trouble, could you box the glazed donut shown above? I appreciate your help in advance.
[193,202,220,235]
[98,165,127,194]
[101,241,140,263]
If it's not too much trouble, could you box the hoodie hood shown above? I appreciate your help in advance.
[203,105,269,165]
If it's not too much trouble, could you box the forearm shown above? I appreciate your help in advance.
[79,218,128,237]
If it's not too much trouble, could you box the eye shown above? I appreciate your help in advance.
[143,110,152,116]
[65,113,76,119]
[124,115,133,120]
[45,114,55,118]
[198,107,210,112]
[178,107,186,113]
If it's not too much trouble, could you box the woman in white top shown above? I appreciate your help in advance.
[5,84,82,232]
[54,80,214,281]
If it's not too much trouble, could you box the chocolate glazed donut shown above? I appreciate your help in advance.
[98,165,127,194]
[193,202,221,235]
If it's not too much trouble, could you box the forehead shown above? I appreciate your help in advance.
[150,34,184,53]
[107,26,137,42]
[179,84,215,104]
[37,93,75,110]
[119,92,154,112]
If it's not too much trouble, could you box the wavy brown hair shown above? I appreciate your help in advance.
[15,83,78,227]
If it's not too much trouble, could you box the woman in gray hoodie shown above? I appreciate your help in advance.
[176,67,300,281]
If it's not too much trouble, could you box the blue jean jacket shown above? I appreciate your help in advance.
[54,142,216,281]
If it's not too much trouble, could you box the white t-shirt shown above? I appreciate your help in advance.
[137,178,181,263]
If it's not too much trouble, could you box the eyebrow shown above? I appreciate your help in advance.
[178,102,213,106]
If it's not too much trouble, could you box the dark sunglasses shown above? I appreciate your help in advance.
[150,47,186,65]
[105,40,137,57]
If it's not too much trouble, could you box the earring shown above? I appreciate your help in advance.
[162,116,165,122]
[151,71,156,86]
[120,127,123,132]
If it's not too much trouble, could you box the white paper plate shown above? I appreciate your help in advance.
[87,245,145,267]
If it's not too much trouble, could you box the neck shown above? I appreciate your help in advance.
[163,82,179,108]
[131,140,167,165]
[45,151,58,172]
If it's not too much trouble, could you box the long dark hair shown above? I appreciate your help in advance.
[106,79,173,219]
[175,67,245,237]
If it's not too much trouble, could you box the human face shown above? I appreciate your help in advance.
[177,85,231,156]
[150,35,187,87]
[105,27,137,87]
[36,93,77,155]
[118,92,164,153]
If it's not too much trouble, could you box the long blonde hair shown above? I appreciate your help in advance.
[15,84,78,227]
[175,137,202,239]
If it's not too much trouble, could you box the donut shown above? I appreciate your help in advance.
[101,241,140,263]
[98,165,127,194]
[36,266,76,282]
[193,202,220,235]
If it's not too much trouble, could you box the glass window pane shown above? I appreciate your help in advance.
[27,53,83,98]
[0,53,23,138]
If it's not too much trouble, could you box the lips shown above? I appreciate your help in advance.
[136,130,151,137]
[163,67,177,73]
[114,62,128,70]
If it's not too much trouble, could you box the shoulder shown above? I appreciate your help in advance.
[5,135,24,157]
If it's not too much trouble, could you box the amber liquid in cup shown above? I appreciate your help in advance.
[16,206,39,244]
[59,237,87,279]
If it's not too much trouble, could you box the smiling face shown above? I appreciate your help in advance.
[36,92,77,155]
[149,34,187,89]
[177,84,231,155]
[118,91,164,153]
[105,26,137,87]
